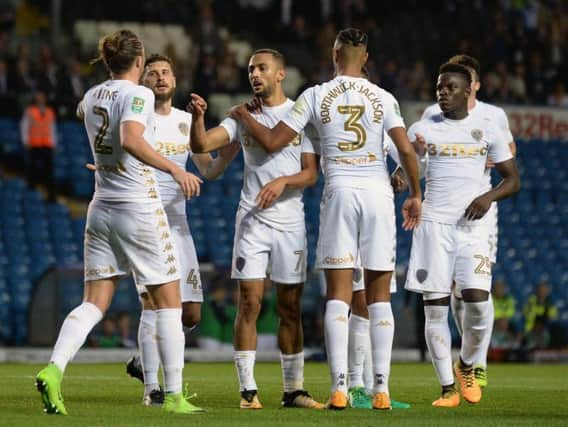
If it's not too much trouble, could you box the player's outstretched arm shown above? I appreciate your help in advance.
[192,143,241,180]
[188,93,231,153]
[121,120,202,199]
[389,126,422,230]
[229,103,298,154]
[256,152,318,209]
[464,158,520,221]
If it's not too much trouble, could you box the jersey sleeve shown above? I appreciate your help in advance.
[406,121,423,142]
[219,117,239,143]
[282,87,316,133]
[384,132,400,166]
[496,107,514,143]
[121,86,155,126]
[382,91,405,132]
[488,123,513,164]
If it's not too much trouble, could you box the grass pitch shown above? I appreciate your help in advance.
[1,362,567,426]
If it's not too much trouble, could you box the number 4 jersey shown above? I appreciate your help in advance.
[79,79,158,203]
[282,75,405,189]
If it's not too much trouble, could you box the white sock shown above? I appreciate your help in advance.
[155,308,185,394]
[368,302,394,394]
[324,299,349,393]
[476,294,494,369]
[450,291,464,336]
[138,309,160,392]
[347,314,369,389]
[235,350,257,391]
[280,352,304,392]
[50,302,103,373]
[460,300,491,366]
[362,335,373,393]
[424,305,453,386]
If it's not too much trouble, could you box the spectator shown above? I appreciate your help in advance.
[547,82,568,108]
[20,89,57,202]
[116,311,136,349]
[523,281,559,334]
[493,280,517,322]
[0,58,16,117]
[57,58,86,118]
[92,316,122,348]
[490,318,520,361]
[523,317,551,352]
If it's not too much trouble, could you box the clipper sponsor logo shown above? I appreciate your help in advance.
[87,265,116,277]
[324,252,355,265]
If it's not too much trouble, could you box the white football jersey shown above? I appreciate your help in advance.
[422,100,513,226]
[283,75,405,189]
[153,107,192,216]
[407,114,512,225]
[81,79,157,202]
[220,99,315,232]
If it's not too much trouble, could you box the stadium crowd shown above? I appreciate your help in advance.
[0,0,567,122]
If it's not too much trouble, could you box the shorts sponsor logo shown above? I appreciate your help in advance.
[334,315,348,323]
[87,265,116,277]
[167,266,177,275]
[324,252,355,265]
[416,269,428,283]
[236,257,246,272]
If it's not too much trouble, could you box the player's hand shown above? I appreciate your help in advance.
[85,163,96,172]
[218,142,241,160]
[256,177,287,209]
[172,168,203,199]
[413,133,427,156]
[187,93,208,116]
[246,96,262,114]
[464,194,492,220]
[228,103,249,120]
[485,156,495,169]
[401,196,421,230]
[391,168,407,193]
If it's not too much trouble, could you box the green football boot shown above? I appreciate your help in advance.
[35,363,68,415]
[163,391,205,414]
[348,387,372,409]
[474,365,488,388]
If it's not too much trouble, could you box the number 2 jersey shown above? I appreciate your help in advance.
[80,79,157,203]
[282,75,405,191]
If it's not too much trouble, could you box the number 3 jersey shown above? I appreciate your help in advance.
[282,75,404,190]
[80,79,157,203]
[407,114,513,226]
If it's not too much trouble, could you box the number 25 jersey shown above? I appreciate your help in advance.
[80,79,158,203]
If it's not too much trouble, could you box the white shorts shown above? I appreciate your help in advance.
[135,215,203,303]
[316,185,396,271]
[405,221,492,295]
[482,202,498,263]
[352,255,397,294]
[84,200,180,286]
[231,208,307,284]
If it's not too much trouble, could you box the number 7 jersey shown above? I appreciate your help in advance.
[79,79,158,203]
[282,75,405,188]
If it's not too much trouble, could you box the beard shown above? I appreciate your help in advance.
[154,87,175,102]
